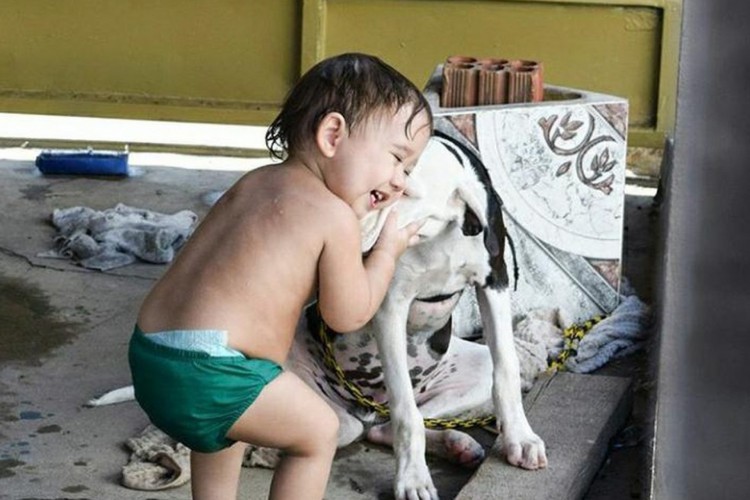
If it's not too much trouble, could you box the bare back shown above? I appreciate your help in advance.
[137,162,345,363]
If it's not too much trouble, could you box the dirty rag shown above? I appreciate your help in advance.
[561,294,651,373]
[120,424,281,490]
[122,424,191,491]
[38,204,197,270]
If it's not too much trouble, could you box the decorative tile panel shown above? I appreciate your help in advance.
[425,67,628,320]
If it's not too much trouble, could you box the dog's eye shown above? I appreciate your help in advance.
[462,208,483,236]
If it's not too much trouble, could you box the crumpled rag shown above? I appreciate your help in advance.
[38,204,197,271]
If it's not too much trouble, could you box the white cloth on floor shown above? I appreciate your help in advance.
[38,204,197,270]
[121,424,279,491]
[121,424,191,491]
[563,294,651,373]
[513,293,652,389]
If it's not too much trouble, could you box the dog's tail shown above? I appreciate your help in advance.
[85,385,135,407]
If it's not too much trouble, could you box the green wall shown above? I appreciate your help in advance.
[0,0,681,147]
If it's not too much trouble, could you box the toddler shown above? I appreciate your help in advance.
[129,52,433,499]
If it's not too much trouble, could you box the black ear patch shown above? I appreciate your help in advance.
[434,130,515,290]
[461,207,483,237]
[483,222,501,257]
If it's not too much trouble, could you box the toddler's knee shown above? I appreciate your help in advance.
[318,404,340,445]
[310,405,339,455]
[288,404,339,458]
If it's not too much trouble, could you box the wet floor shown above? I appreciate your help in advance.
[0,275,78,365]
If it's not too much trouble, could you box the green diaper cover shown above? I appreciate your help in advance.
[128,325,282,453]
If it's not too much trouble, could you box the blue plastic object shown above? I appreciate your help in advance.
[35,149,129,176]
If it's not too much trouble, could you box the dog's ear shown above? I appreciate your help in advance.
[483,216,502,257]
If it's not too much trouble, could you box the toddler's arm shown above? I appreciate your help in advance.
[317,209,420,333]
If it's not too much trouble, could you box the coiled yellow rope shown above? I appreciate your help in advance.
[547,315,605,372]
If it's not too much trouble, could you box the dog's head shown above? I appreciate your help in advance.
[400,138,487,236]
[396,133,510,290]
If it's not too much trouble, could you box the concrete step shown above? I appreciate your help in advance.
[456,372,633,500]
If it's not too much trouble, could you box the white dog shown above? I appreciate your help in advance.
[89,134,547,500]
[286,133,547,499]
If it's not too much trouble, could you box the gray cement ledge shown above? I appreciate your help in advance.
[457,372,632,500]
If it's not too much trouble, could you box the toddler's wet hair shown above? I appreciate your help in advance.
[266,53,432,160]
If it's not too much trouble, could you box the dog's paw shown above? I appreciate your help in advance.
[432,429,484,468]
[394,464,439,500]
[501,430,547,470]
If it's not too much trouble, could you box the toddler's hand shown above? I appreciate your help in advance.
[372,210,424,260]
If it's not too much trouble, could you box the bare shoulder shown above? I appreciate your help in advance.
[229,162,358,240]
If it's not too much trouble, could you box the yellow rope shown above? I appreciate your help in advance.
[547,315,605,373]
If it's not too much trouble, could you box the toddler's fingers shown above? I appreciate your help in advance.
[404,218,426,236]
[404,219,426,247]
[384,209,400,227]
[377,210,399,237]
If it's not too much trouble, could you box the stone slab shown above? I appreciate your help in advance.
[456,372,632,500]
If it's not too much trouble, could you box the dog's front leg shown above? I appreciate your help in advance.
[371,298,439,500]
[477,285,548,470]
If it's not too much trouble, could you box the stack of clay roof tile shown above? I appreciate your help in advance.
[440,56,544,107]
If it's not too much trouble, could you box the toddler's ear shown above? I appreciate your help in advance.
[316,112,347,158]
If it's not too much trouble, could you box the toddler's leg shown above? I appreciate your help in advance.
[226,371,339,500]
[191,442,246,500]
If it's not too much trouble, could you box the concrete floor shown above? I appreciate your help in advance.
[0,149,659,499]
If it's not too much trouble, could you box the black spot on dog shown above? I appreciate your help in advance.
[407,341,418,358]
[428,320,452,356]
[335,342,348,352]
[422,364,438,378]
[356,337,372,349]
[358,352,375,365]
[344,368,381,382]
[352,370,385,390]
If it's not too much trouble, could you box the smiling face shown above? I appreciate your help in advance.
[324,105,432,219]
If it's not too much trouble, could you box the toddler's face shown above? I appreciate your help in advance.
[330,106,432,219]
